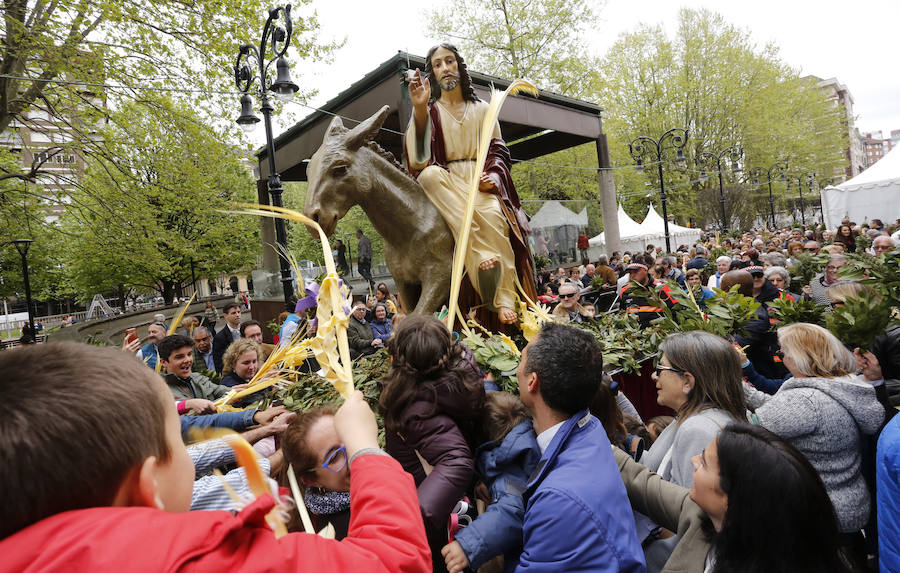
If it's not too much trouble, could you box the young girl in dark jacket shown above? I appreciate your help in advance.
[379,314,485,572]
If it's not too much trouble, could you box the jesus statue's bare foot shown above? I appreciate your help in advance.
[498,306,518,324]
[479,257,499,270]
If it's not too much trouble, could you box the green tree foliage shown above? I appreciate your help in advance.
[425,0,603,98]
[58,97,259,303]
[0,0,336,183]
[284,181,385,269]
[595,9,847,229]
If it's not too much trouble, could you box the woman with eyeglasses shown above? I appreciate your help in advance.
[637,331,747,570]
[379,314,485,572]
[743,323,883,563]
[641,331,748,488]
[802,254,848,306]
[280,405,353,538]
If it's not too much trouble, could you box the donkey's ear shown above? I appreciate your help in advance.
[325,114,345,139]
[345,105,390,151]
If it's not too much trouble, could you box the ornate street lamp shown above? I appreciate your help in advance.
[10,239,34,335]
[786,171,816,226]
[697,145,742,232]
[234,4,300,309]
[749,160,789,230]
[629,128,689,252]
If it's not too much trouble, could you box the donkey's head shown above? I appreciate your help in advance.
[303,105,390,236]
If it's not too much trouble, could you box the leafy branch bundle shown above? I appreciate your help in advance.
[767,296,825,328]
[625,281,760,341]
[825,289,892,352]
[788,253,829,294]
[572,312,663,373]
[842,252,900,317]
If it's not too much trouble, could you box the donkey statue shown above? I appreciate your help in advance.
[303,105,454,314]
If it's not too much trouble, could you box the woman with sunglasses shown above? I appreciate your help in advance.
[638,331,747,570]
[379,314,485,572]
[281,405,354,538]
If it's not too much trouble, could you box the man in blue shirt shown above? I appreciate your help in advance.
[515,323,645,572]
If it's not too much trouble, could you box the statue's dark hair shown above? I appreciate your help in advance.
[425,43,479,103]
[710,424,853,573]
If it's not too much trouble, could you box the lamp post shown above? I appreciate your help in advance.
[234,4,300,310]
[749,160,789,230]
[816,176,835,224]
[786,171,816,226]
[10,239,34,336]
[697,145,743,232]
[629,128,689,252]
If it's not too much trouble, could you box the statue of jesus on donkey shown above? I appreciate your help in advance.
[303,43,537,330]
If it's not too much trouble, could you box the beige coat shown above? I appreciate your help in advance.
[551,301,592,323]
[613,447,712,573]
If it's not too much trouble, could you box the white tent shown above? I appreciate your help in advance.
[529,200,588,261]
[638,204,704,249]
[587,205,651,257]
[821,146,900,229]
[529,200,588,229]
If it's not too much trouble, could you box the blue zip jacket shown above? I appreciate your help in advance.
[878,414,900,572]
[516,410,646,572]
[455,420,541,571]
[370,318,393,342]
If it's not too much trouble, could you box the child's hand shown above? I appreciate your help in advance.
[441,541,469,573]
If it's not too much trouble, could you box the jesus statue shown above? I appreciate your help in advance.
[405,43,536,324]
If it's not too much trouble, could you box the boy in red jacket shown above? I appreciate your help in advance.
[0,342,430,572]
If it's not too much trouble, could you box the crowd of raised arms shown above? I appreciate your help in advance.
[2,217,899,573]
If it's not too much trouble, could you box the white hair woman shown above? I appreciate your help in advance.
[707,256,732,289]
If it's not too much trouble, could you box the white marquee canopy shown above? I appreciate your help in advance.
[821,146,900,229]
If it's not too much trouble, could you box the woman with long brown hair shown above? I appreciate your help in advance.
[378,314,485,571]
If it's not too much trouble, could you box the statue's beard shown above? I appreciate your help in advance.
[439,74,460,91]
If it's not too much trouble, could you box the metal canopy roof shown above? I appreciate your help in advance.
[256,51,604,181]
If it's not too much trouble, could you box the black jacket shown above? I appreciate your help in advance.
[873,325,900,406]
[212,326,236,374]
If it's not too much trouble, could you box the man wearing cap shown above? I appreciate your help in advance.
[745,265,780,304]
[620,261,677,327]
[723,270,785,379]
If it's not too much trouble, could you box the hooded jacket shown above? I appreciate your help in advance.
[455,420,541,571]
[746,375,884,531]
[0,455,430,573]
[384,344,484,529]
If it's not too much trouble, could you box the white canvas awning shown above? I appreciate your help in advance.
[529,200,588,229]
[639,204,704,247]
[821,146,900,229]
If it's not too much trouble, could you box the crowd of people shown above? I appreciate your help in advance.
[2,217,900,573]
